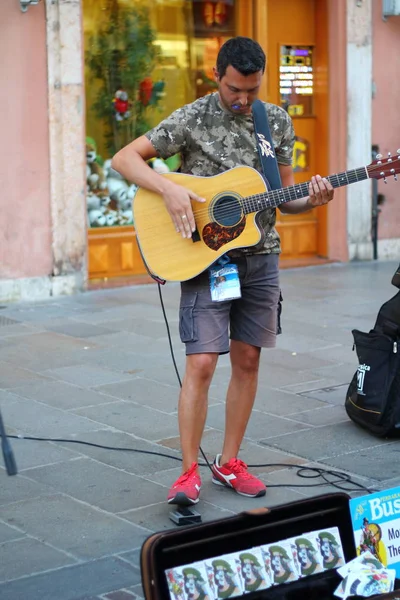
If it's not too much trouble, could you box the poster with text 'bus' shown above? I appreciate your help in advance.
[350,485,400,578]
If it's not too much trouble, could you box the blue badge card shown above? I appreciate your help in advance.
[349,485,400,578]
[209,264,241,302]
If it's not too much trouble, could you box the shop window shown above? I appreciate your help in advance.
[83,0,236,230]
[280,45,314,117]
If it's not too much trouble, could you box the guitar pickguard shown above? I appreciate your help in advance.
[202,217,246,251]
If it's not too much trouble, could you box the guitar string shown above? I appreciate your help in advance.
[137,168,369,222]
[133,168,370,232]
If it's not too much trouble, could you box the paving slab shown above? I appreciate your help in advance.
[119,499,234,532]
[0,472,53,506]
[55,430,182,475]
[250,385,327,416]
[95,378,180,414]
[0,260,399,599]
[0,394,111,437]
[3,437,79,471]
[319,441,400,481]
[206,404,311,440]
[0,361,51,389]
[0,521,27,543]
[299,383,352,405]
[289,404,349,426]
[0,321,42,338]
[42,365,139,388]
[68,347,163,374]
[24,457,169,512]
[10,380,123,411]
[0,557,142,600]
[0,494,151,560]
[73,401,180,441]
[261,421,391,461]
[94,317,169,339]
[0,537,75,583]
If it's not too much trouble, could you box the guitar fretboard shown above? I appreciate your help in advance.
[243,167,369,214]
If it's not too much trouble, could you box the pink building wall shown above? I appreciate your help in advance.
[0,2,52,279]
[372,3,400,240]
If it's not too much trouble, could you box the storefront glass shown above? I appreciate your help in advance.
[83,0,235,229]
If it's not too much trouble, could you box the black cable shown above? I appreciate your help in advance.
[157,282,214,473]
[155,282,375,496]
[2,434,375,495]
[0,284,375,496]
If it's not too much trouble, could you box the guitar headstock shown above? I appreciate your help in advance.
[367,150,400,182]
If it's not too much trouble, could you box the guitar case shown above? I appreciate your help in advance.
[140,493,400,599]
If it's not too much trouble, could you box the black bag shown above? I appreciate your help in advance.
[345,285,400,438]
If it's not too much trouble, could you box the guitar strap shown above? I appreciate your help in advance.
[252,99,282,191]
[252,100,284,335]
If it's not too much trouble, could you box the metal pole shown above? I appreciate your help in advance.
[371,144,379,260]
[0,409,17,476]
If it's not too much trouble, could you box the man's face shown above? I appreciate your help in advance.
[214,65,263,116]
[215,567,226,588]
[297,546,310,566]
[185,576,195,594]
[321,540,332,560]
[242,560,254,581]
[271,554,282,573]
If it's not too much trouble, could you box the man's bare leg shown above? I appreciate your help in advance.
[220,340,261,464]
[178,352,219,472]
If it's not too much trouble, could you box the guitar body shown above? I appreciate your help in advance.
[133,166,268,282]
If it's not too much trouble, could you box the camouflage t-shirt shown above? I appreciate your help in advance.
[145,92,295,255]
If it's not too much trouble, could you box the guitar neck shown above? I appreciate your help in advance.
[243,166,369,213]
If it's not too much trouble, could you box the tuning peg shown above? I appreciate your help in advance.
[376,153,383,159]
[395,175,398,181]
[388,152,392,157]
[397,149,400,154]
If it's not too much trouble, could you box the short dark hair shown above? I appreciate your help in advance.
[216,37,266,78]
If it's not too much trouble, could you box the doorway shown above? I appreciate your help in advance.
[265,0,329,262]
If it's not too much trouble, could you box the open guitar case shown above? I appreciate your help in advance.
[140,492,400,600]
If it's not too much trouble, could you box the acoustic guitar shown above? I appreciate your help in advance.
[133,152,400,282]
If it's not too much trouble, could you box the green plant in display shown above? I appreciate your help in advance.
[86,3,162,155]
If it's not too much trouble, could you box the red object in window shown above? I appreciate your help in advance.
[139,77,153,106]
[114,96,129,115]
[203,2,228,27]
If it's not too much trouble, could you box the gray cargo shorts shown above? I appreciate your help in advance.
[179,253,281,355]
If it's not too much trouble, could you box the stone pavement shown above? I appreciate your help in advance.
[0,260,399,600]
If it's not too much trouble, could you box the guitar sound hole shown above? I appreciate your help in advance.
[212,195,242,227]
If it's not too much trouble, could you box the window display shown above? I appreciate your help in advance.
[83,0,236,229]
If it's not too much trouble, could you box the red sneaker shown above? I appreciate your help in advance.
[211,454,266,498]
[167,462,201,505]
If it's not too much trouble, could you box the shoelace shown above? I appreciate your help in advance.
[226,458,253,479]
[175,463,199,485]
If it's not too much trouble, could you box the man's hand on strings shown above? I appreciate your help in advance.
[307,175,334,207]
[162,182,206,238]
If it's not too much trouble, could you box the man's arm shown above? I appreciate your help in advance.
[112,135,167,195]
[277,165,334,214]
[111,136,204,238]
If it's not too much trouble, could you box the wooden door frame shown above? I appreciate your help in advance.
[239,0,330,258]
